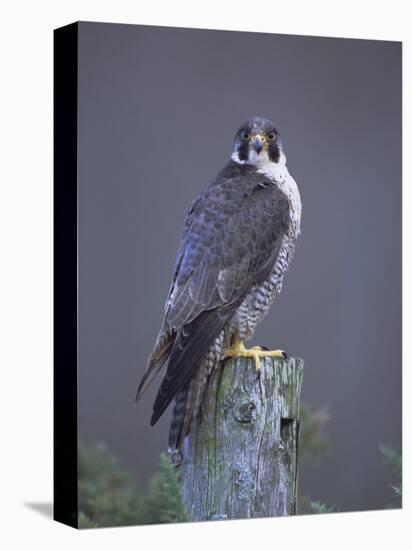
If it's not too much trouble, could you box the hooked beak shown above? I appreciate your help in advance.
[252,135,264,154]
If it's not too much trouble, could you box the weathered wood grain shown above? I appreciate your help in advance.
[179,356,304,521]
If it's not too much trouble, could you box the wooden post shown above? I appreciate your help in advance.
[178,356,304,521]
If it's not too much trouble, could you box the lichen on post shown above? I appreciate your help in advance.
[178,356,304,522]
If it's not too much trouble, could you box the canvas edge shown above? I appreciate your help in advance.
[53,21,79,529]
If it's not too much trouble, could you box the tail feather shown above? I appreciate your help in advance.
[181,365,203,441]
[150,308,233,426]
[168,331,224,450]
[168,383,190,450]
[168,373,202,451]
[135,330,175,402]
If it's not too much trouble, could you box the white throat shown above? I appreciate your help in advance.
[232,148,302,235]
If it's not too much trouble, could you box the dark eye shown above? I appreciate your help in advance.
[267,132,276,141]
[241,130,250,140]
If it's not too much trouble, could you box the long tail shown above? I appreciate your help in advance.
[135,330,175,402]
[150,309,231,427]
[168,331,224,451]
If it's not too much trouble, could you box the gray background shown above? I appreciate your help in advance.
[77,22,402,513]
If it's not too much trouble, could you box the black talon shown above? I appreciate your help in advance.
[260,345,269,351]
[281,351,288,359]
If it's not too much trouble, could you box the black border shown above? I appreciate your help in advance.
[53,22,78,528]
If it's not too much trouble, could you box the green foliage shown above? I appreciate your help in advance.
[78,442,142,527]
[78,511,97,529]
[379,443,402,504]
[78,443,186,528]
[299,403,329,465]
[308,500,335,514]
[143,453,187,524]
[379,443,402,476]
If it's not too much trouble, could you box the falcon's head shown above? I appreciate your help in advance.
[231,116,285,168]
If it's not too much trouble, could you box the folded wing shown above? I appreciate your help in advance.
[136,170,290,426]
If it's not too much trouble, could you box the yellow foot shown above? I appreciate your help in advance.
[224,339,287,371]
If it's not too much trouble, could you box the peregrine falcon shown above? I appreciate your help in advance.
[135,116,302,452]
